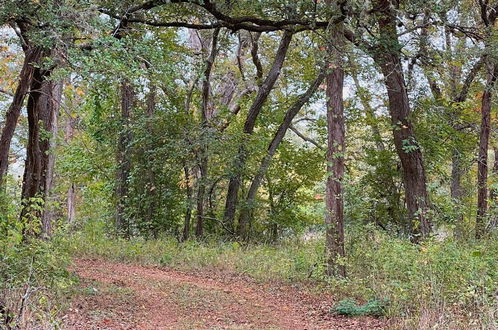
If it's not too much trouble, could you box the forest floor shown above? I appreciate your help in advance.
[63,259,388,329]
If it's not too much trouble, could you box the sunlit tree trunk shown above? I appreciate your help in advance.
[64,111,77,224]
[324,7,346,276]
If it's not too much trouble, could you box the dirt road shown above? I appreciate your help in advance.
[64,259,386,329]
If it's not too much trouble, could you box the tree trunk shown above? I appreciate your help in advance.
[20,65,62,237]
[145,84,157,232]
[195,28,219,238]
[222,31,292,235]
[0,46,43,184]
[373,0,431,242]
[183,165,193,241]
[488,147,498,230]
[475,65,498,238]
[237,71,325,239]
[115,80,134,237]
[64,107,77,224]
[324,12,346,277]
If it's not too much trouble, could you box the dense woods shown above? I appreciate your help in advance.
[1,0,498,328]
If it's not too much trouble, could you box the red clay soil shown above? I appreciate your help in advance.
[63,259,387,329]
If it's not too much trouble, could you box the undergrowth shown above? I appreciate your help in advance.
[69,220,498,329]
[0,208,73,329]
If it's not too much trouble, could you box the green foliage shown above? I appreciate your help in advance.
[333,298,387,317]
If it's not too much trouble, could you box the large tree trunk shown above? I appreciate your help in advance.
[195,28,219,238]
[115,81,134,237]
[373,0,431,242]
[20,65,62,237]
[475,65,498,238]
[0,46,43,184]
[222,31,292,235]
[237,72,325,239]
[324,10,346,277]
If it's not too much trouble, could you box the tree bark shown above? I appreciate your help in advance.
[20,63,62,237]
[0,46,43,184]
[145,83,157,234]
[195,28,219,238]
[324,9,346,276]
[373,0,431,242]
[475,65,498,238]
[237,71,325,239]
[223,31,292,234]
[115,80,134,237]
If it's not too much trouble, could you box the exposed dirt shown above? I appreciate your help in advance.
[63,259,387,329]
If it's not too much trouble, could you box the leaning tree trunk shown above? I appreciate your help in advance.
[373,0,431,242]
[475,65,498,238]
[222,31,292,236]
[115,80,134,237]
[0,46,43,185]
[237,71,325,239]
[20,65,62,237]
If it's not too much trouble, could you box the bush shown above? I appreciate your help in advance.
[333,298,387,317]
[0,201,73,329]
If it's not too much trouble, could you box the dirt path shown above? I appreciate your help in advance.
[63,259,386,329]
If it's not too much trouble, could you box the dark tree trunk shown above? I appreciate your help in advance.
[222,31,292,235]
[115,81,134,237]
[324,14,346,277]
[373,0,431,242]
[237,72,325,238]
[476,65,498,238]
[195,28,219,238]
[0,46,43,184]
[20,65,62,237]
